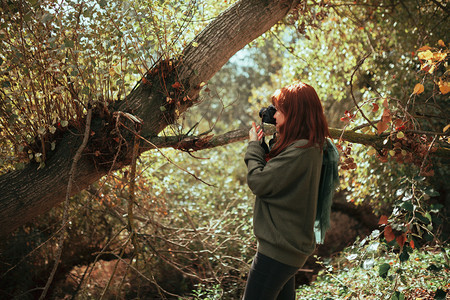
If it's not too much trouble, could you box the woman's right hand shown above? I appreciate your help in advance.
[249,122,264,142]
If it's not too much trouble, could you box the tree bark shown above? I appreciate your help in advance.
[0,0,300,237]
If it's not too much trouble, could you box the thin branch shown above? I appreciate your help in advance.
[349,53,377,131]
[38,106,93,300]
[430,0,450,15]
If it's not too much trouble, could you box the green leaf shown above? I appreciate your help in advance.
[426,263,442,272]
[430,203,443,213]
[160,106,166,111]
[424,212,432,223]
[434,289,447,300]
[424,188,440,197]
[417,213,430,224]
[81,86,90,95]
[391,291,405,300]
[401,201,414,212]
[423,233,434,241]
[378,263,390,278]
[64,39,75,48]
[41,13,53,23]
[399,250,409,262]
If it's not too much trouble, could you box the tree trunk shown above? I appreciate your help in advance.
[0,0,300,237]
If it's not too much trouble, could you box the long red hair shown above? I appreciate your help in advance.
[268,82,330,158]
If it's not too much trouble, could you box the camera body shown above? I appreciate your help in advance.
[258,105,277,153]
[259,105,277,125]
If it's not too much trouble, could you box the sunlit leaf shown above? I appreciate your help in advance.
[417,45,431,51]
[438,79,449,94]
[438,40,445,47]
[412,83,424,95]
[433,52,447,62]
[417,50,433,60]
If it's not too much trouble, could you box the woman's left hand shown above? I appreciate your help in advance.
[249,122,264,142]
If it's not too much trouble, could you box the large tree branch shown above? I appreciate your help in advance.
[146,127,450,159]
[0,0,301,237]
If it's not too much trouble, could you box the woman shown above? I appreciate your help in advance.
[243,82,332,300]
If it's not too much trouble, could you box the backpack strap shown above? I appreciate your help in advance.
[314,138,340,244]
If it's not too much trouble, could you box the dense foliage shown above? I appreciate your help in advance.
[0,0,448,299]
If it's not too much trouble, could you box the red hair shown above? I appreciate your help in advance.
[268,82,330,158]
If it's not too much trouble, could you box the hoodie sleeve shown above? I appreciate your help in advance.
[244,141,313,198]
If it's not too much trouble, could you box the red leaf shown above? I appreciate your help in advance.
[384,226,395,242]
[410,240,415,249]
[372,103,379,112]
[377,121,389,134]
[378,215,389,225]
[396,234,406,248]
[382,109,392,123]
[172,81,182,89]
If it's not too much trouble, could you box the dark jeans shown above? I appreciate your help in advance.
[242,252,299,300]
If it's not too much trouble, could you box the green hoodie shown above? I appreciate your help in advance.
[244,139,323,267]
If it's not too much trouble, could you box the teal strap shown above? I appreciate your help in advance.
[314,138,340,244]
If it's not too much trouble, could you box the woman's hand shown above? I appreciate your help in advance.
[249,122,264,142]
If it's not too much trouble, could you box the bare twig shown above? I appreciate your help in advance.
[182,208,219,283]
[39,106,93,300]
[349,53,377,131]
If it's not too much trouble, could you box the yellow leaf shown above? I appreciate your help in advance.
[438,40,445,47]
[428,65,435,74]
[443,124,450,133]
[438,79,450,95]
[192,42,199,47]
[433,52,447,62]
[397,131,405,139]
[417,50,433,61]
[367,148,376,156]
[417,45,432,51]
[109,67,116,76]
[413,83,424,95]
